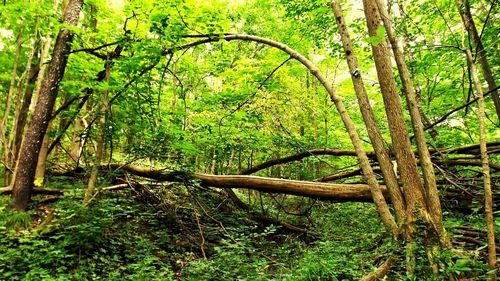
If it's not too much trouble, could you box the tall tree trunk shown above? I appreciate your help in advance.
[465,47,497,270]
[30,0,61,113]
[18,0,61,186]
[362,0,428,230]
[375,0,445,240]
[456,0,500,121]
[331,1,406,224]
[11,0,84,210]
[362,0,432,272]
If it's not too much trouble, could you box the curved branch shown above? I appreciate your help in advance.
[242,148,376,175]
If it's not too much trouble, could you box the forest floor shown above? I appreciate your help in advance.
[0,175,495,280]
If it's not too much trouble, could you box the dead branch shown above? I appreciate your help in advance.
[436,159,500,171]
[241,149,376,175]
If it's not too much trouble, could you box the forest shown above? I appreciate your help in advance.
[0,0,498,279]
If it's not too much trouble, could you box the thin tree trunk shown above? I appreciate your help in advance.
[456,0,500,121]
[331,1,406,224]
[11,0,84,210]
[9,30,41,174]
[464,48,497,270]
[83,62,109,205]
[70,117,84,164]
[375,0,444,238]
[1,29,23,184]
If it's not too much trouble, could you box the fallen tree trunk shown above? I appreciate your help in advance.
[195,174,388,201]
[105,164,388,202]
[49,163,495,205]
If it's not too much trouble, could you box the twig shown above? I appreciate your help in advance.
[424,86,499,132]
[194,211,207,259]
[434,164,474,196]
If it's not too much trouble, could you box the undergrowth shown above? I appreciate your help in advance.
[0,178,494,280]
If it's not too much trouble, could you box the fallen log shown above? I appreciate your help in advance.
[54,163,490,204]
[195,173,388,201]
[0,187,64,195]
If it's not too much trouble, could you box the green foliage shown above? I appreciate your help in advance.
[1,0,499,279]
[0,194,177,280]
[0,189,399,280]
[363,26,386,46]
[0,198,32,231]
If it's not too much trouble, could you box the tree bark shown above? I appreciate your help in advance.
[331,1,406,224]
[464,48,496,269]
[11,0,84,210]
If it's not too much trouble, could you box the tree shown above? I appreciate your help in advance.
[11,0,84,210]
[464,43,497,272]
[374,0,444,239]
[331,0,405,224]
[456,0,500,121]
[361,0,428,228]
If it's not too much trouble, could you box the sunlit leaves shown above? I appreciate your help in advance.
[363,26,386,46]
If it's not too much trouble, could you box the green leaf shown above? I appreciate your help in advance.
[363,26,386,46]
